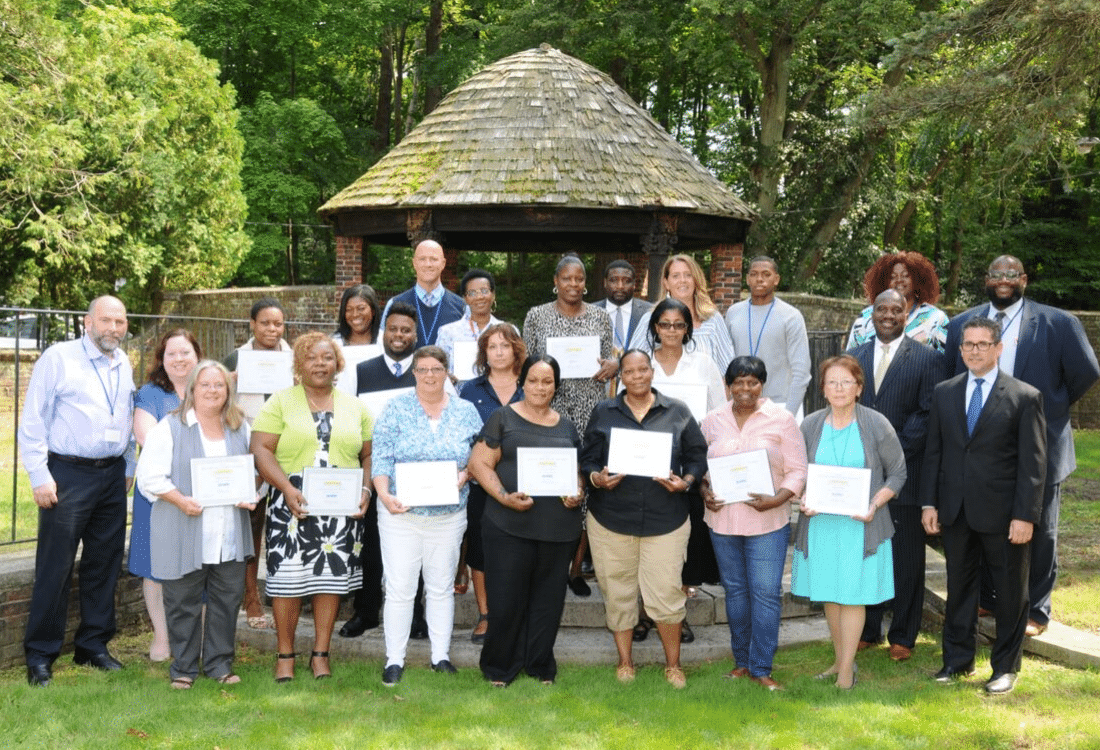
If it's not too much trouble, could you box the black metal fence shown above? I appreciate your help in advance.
[1,307,330,546]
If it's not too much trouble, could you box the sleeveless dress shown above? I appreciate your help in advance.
[790,421,893,605]
[128,383,180,579]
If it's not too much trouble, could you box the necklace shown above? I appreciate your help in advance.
[305,389,333,413]
[827,413,856,466]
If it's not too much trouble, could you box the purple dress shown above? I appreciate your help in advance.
[128,383,180,579]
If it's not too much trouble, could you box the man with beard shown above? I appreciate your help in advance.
[593,261,653,357]
[19,296,135,686]
[944,255,1099,636]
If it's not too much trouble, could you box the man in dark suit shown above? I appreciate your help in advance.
[853,289,945,661]
[944,255,1099,635]
[593,260,653,356]
[340,302,418,638]
[922,317,1046,694]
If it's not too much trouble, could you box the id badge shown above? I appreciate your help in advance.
[104,429,122,443]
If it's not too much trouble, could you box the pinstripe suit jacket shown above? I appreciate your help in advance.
[853,335,945,505]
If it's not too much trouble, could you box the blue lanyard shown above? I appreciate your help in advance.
[86,344,121,416]
[418,291,444,344]
[989,301,1024,334]
[747,300,775,357]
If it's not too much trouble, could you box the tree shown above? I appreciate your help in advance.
[0,0,248,309]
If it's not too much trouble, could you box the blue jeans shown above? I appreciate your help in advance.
[710,524,790,677]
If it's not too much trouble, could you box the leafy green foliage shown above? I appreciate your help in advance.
[0,0,247,310]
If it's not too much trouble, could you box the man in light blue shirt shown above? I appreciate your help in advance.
[18,295,135,686]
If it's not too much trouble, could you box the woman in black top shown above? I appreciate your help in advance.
[468,355,584,686]
[581,350,708,689]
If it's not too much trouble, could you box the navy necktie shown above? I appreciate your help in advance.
[967,377,984,436]
[393,362,402,377]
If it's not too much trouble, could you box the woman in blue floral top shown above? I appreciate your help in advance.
[371,345,483,687]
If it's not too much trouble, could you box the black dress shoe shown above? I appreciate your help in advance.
[73,649,123,671]
[680,621,695,644]
[410,616,429,640]
[27,664,52,687]
[339,615,378,638]
[431,659,458,674]
[932,664,975,683]
[382,664,404,686]
[985,672,1017,694]
[568,576,592,597]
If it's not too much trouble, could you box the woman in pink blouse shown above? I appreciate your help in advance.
[700,356,807,691]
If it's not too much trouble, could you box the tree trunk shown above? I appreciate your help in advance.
[424,0,443,114]
[883,153,952,247]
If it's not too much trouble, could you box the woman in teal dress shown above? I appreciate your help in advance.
[792,355,906,689]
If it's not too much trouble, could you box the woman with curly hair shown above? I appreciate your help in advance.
[846,251,949,352]
[251,332,373,682]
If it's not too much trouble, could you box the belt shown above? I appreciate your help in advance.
[48,452,125,469]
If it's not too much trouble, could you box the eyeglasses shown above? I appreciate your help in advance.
[961,341,995,352]
[656,321,688,331]
[464,288,493,298]
[196,381,227,391]
[825,380,858,389]
[414,366,447,375]
[987,271,1023,281]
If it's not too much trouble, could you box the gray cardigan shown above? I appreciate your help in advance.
[795,403,907,559]
[150,415,254,580]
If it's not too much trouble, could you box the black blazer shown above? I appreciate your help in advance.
[920,369,1047,534]
[356,355,415,395]
[593,298,654,350]
[853,336,945,505]
[945,300,1099,484]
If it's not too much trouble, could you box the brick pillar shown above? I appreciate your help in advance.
[623,251,649,299]
[442,245,460,292]
[709,242,744,310]
[335,235,364,306]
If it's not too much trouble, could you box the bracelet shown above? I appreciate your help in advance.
[589,471,600,488]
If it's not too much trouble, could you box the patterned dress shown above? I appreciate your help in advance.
[254,387,371,598]
[522,302,612,435]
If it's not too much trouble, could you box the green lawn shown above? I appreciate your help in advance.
[1054,430,1100,633]
[2,632,1099,750]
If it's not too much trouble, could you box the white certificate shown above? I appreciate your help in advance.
[546,335,601,379]
[804,464,872,516]
[190,455,255,507]
[394,460,459,507]
[358,387,413,420]
[302,467,364,516]
[236,350,293,394]
[606,427,672,478]
[708,449,775,504]
[516,447,578,496]
[335,345,382,396]
[452,340,479,381]
[658,381,708,421]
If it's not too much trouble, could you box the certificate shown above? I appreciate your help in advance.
[452,340,479,381]
[606,427,672,478]
[545,336,601,379]
[358,387,413,420]
[334,345,382,396]
[707,449,775,504]
[516,447,578,497]
[302,467,364,516]
[804,464,872,516]
[190,455,255,507]
[658,381,708,421]
[236,350,293,394]
[394,460,459,507]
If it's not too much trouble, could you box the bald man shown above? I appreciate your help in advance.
[19,296,136,685]
[379,240,466,348]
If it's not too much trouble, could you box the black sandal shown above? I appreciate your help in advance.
[632,616,655,642]
[310,651,331,680]
[275,652,296,683]
[471,613,489,644]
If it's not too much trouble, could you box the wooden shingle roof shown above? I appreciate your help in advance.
[320,45,754,251]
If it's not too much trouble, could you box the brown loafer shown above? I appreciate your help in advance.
[889,644,913,661]
[724,667,750,679]
[665,666,686,689]
[856,640,877,652]
[752,675,783,691]
[1025,620,1048,637]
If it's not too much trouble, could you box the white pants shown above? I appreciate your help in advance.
[378,506,466,667]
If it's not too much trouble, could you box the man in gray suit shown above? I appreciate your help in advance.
[593,260,653,356]
[853,289,944,660]
[922,317,1046,695]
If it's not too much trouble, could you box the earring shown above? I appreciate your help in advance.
[491,300,497,312]
[583,287,588,294]
[553,286,559,295]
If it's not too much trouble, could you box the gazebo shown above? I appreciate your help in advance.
[319,44,757,305]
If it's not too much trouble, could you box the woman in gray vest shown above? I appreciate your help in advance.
[135,360,257,689]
